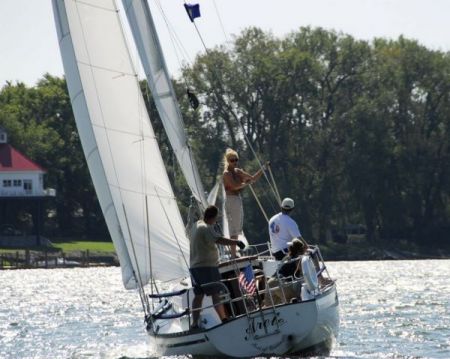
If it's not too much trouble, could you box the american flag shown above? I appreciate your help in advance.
[239,265,256,296]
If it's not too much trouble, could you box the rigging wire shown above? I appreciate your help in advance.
[181,3,282,208]
[179,0,281,205]
[267,165,282,204]
[154,0,193,88]
[122,0,162,300]
[248,184,269,222]
[155,186,190,272]
[74,1,151,310]
[137,0,207,210]
[152,1,281,215]
[155,0,193,63]
[145,196,158,298]
[123,204,150,314]
[212,0,229,43]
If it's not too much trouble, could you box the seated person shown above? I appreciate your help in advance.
[264,238,307,306]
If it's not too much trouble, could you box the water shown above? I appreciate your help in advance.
[1,260,449,358]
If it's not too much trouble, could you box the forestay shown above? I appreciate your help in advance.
[122,0,207,209]
[52,0,190,288]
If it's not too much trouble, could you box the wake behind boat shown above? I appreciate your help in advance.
[52,0,339,356]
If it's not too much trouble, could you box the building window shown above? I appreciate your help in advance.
[3,180,11,187]
[23,180,32,193]
[13,179,22,187]
[0,133,5,142]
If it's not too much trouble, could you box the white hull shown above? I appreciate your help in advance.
[148,284,339,357]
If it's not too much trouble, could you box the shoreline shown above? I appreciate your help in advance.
[1,248,448,270]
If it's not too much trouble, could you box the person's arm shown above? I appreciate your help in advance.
[238,162,270,184]
[216,237,246,249]
[288,218,301,241]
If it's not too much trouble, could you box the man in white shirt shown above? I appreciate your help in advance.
[269,197,307,260]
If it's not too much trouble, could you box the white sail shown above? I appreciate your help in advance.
[52,0,190,288]
[207,181,220,206]
[221,183,230,238]
[122,0,207,209]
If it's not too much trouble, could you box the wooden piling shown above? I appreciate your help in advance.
[25,249,30,268]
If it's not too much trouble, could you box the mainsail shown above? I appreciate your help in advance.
[122,0,208,209]
[52,0,190,288]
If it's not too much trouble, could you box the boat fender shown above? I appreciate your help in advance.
[301,256,319,293]
[187,88,199,109]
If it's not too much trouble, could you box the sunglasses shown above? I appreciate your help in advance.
[229,158,239,163]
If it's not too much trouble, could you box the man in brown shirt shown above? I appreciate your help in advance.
[189,205,245,329]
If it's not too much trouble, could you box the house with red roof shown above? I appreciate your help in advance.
[0,127,55,198]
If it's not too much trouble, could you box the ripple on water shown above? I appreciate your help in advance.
[0,261,449,358]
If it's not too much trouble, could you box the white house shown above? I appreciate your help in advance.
[0,127,55,198]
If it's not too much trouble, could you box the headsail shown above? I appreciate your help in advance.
[207,181,220,206]
[122,0,208,209]
[52,0,190,288]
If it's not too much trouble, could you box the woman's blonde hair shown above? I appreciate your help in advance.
[223,148,239,170]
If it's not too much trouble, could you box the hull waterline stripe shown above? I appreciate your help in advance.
[164,337,207,348]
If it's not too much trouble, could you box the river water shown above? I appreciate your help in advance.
[1,260,449,358]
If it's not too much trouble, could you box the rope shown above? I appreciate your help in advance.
[248,184,269,222]
[145,196,156,298]
[145,1,208,208]
[267,165,282,204]
[154,187,190,272]
[123,204,149,314]
[212,0,229,43]
[154,0,193,87]
[241,133,281,207]
[181,5,282,207]
[74,1,151,312]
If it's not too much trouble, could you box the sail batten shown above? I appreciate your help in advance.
[52,0,190,288]
[122,0,207,209]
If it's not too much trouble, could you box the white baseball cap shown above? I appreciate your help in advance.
[281,197,295,210]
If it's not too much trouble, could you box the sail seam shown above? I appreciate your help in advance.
[54,0,137,287]
[124,0,207,208]
[77,61,136,78]
[91,123,158,140]
[108,183,176,199]
[73,1,148,286]
[74,0,117,13]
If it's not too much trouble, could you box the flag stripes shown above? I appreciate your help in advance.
[239,265,256,296]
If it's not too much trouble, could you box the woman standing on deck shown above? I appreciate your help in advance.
[222,148,269,257]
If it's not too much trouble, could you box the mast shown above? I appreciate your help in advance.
[52,0,190,288]
[122,0,208,209]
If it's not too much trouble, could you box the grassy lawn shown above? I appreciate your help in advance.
[52,240,115,253]
[0,238,115,253]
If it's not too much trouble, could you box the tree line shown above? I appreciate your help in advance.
[0,27,449,248]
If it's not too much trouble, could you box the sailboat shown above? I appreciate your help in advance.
[52,0,339,356]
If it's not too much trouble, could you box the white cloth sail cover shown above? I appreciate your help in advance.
[52,0,190,288]
[122,0,207,209]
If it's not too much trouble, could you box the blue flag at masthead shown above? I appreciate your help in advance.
[184,3,201,22]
